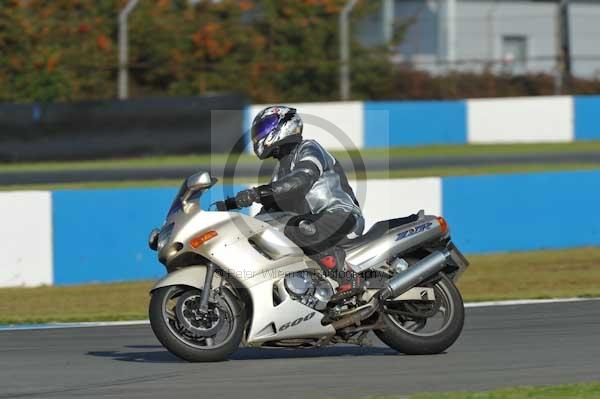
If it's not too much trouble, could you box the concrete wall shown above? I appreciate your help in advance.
[0,192,53,287]
[467,96,573,143]
[364,100,467,147]
[247,95,598,149]
[574,96,600,141]
[3,170,600,287]
[443,170,600,253]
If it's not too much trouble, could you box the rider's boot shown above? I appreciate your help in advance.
[316,247,366,301]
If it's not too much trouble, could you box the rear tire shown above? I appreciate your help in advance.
[375,275,464,355]
[149,285,245,362]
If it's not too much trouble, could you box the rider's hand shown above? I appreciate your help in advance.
[235,188,259,208]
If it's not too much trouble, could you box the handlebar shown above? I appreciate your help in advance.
[215,197,239,211]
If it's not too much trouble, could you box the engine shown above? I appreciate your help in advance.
[283,271,334,311]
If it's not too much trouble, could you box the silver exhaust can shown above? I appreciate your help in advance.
[379,250,450,300]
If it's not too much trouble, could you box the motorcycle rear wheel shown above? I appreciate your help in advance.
[149,285,245,362]
[375,274,464,355]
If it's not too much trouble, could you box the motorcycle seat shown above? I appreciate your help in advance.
[339,214,419,249]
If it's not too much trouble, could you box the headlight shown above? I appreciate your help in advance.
[284,271,312,296]
[157,223,174,251]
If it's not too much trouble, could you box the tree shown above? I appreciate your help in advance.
[0,0,117,103]
[0,0,397,103]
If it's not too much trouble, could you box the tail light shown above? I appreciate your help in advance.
[437,217,449,235]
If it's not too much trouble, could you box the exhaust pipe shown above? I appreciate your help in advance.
[331,298,379,331]
[379,250,450,300]
[329,250,450,331]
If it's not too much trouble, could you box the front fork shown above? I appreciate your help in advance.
[198,262,217,312]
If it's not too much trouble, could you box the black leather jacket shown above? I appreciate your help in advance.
[257,140,364,234]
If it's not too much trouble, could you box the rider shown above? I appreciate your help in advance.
[234,106,365,296]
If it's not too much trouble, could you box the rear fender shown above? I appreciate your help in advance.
[444,241,469,282]
[150,266,222,292]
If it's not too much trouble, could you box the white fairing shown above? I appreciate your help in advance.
[346,215,443,272]
[247,279,335,343]
[159,204,335,344]
[158,204,448,344]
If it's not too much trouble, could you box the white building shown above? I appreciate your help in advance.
[359,0,600,78]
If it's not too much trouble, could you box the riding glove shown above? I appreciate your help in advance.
[235,188,259,208]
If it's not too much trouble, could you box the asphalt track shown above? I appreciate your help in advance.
[2,151,600,185]
[1,300,599,398]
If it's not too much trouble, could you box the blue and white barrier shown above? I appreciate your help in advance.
[246,95,600,148]
[3,170,600,287]
[0,192,53,287]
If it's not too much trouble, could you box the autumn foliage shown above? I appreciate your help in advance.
[1,0,598,104]
[0,1,118,102]
[0,0,395,103]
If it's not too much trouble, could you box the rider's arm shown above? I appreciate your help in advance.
[256,160,320,203]
[256,142,327,204]
[235,142,328,209]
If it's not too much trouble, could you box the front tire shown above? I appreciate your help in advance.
[149,285,245,362]
[375,274,464,355]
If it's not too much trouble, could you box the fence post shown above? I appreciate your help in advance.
[118,0,140,100]
[340,0,360,101]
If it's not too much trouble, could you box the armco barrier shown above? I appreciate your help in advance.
[246,95,600,148]
[2,94,599,163]
[1,170,599,287]
[0,94,247,162]
[3,94,597,163]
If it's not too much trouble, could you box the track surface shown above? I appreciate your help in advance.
[1,301,599,398]
[2,151,600,185]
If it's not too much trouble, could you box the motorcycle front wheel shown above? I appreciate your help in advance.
[149,285,245,362]
[375,274,464,355]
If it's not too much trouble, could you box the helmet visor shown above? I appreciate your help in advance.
[251,114,279,142]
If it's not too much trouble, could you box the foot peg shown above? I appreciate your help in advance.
[330,274,367,302]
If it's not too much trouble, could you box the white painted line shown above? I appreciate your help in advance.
[1,297,598,332]
[0,320,149,332]
[465,297,600,308]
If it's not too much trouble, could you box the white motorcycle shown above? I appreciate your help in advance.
[147,171,469,362]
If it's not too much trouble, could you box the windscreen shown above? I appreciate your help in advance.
[166,181,212,217]
[166,181,188,217]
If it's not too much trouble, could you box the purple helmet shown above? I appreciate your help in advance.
[251,106,303,159]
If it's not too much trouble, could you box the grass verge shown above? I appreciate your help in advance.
[458,247,600,301]
[2,163,600,191]
[1,141,600,173]
[404,382,600,399]
[0,281,152,324]
[0,247,599,324]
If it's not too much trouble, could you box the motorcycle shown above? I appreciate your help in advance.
[147,171,469,362]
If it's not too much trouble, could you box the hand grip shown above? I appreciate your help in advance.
[215,197,241,211]
[215,201,228,211]
[225,197,239,210]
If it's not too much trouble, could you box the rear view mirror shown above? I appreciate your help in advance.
[181,171,218,210]
[186,171,215,191]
